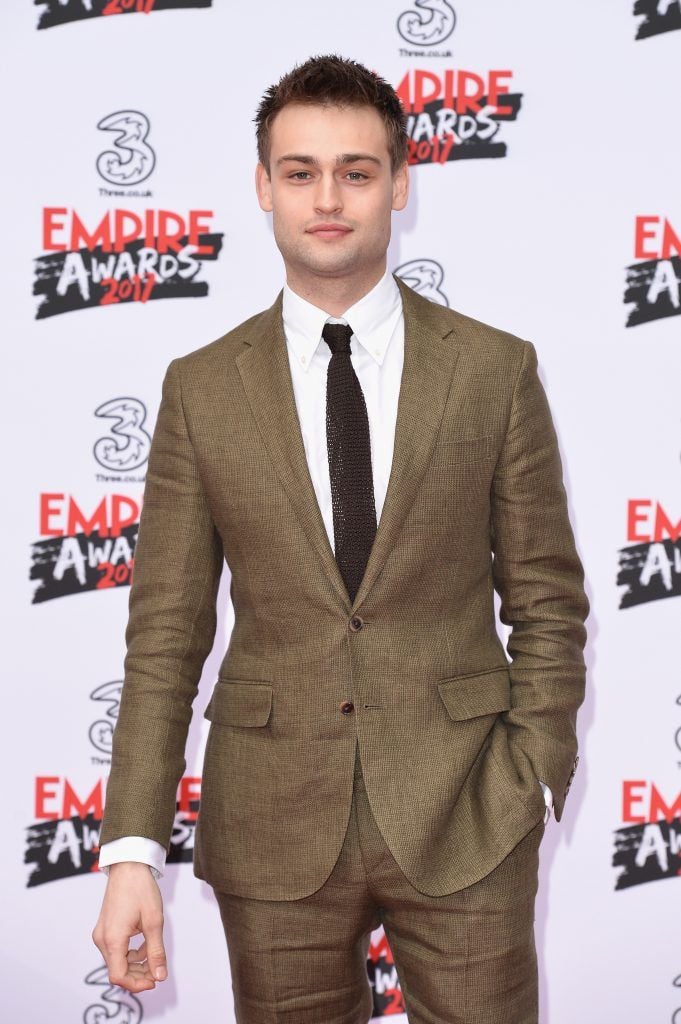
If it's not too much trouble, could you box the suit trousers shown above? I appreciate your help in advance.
[212,740,544,1024]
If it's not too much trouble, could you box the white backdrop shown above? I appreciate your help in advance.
[3,1,681,1020]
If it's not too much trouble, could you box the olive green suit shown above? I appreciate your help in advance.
[99,275,588,903]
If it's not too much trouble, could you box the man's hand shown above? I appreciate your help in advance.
[92,862,168,993]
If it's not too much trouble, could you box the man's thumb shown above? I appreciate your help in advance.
[143,920,167,981]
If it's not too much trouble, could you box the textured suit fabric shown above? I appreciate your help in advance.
[99,274,589,901]
[98,269,405,877]
[213,740,542,1024]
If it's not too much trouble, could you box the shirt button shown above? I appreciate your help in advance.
[340,701,355,715]
[349,615,363,632]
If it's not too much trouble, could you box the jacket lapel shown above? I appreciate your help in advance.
[236,292,352,611]
[236,274,461,615]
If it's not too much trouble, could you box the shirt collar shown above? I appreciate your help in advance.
[282,267,402,372]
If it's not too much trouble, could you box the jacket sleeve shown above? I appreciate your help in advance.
[490,340,589,822]
[99,357,224,852]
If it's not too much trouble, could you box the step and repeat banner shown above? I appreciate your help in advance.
[3,1,680,1021]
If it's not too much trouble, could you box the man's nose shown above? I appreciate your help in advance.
[313,173,343,213]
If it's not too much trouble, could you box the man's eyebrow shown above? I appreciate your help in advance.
[275,153,382,168]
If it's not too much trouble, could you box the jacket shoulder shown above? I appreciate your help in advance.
[170,297,280,376]
[447,306,528,355]
[396,277,529,364]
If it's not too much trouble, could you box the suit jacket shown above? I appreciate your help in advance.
[99,274,589,900]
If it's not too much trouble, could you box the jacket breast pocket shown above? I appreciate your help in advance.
[429,434,495,466]
[203,679,273,727]
[436,666,511,720]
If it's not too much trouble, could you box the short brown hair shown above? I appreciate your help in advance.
[254,53,408,176]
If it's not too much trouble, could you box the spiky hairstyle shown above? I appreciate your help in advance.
[254,53,408,175]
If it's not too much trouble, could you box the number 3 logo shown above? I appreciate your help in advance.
[96,110,156,186]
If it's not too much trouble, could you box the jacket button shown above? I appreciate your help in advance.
[349,616,363,631]
[340,701,355,715]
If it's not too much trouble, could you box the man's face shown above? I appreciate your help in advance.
[255,102,409,282]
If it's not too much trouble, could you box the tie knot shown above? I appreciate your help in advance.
[322,322,353,355]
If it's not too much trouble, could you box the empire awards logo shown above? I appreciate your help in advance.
[625,215,681,327]
[25,769,200,885]
[612,637,681,890]
[395,68,523,164]
[33,109,224,318]
[30,491,140,603]
[617,495,681,608]
[613,779,681,888]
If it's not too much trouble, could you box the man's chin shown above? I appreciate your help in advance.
[293,249,362,278]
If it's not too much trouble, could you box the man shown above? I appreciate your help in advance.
[92,54,589,1023]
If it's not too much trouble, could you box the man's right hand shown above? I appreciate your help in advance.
[92,862,168,993]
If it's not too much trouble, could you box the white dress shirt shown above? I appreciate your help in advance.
[98,267,553,880]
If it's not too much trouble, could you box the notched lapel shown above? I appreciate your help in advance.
[235,276,461,616]
[236,291,353,613]
[351,277,461,612]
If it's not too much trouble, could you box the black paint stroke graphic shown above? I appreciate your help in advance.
[25,806,197,886]
[624,256,681,326]
[634,0,681,40]
[617,539,681,608]
[35,0,213,31]
[26,814,102,885]
[410,93,523,165]
[613,821,681,889]
[30,523,138,604]
[33,232,223,319]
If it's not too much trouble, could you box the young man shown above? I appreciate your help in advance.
[92,54,589,1023]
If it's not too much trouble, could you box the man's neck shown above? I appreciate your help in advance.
[284,262,387,317]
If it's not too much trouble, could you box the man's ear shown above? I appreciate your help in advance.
[391,159,409,212]
[255,162,273,212]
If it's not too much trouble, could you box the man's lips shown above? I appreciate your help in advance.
[306,224,353,240]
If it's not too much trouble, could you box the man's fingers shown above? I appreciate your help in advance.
[114,970,156,992]
[107,946,157,992]
[106,940,153,990]
[126,961,156,982]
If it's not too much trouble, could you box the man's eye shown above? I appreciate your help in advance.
[288,171,368,181]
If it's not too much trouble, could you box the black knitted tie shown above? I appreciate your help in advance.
[322,321,377,604]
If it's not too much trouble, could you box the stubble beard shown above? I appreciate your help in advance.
[277,223,387,283]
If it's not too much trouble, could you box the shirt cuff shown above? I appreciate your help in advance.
[98,836,167,880]
[539,780,553,824]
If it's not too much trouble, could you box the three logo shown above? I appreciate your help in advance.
[88,681,123,756]
[96,111,156,186]
[93,398,151,472]
[394,259,449,306]
[397,0,456,46]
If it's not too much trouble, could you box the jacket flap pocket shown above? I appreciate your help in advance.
[436,666,511,721]
[204,679,273,727]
